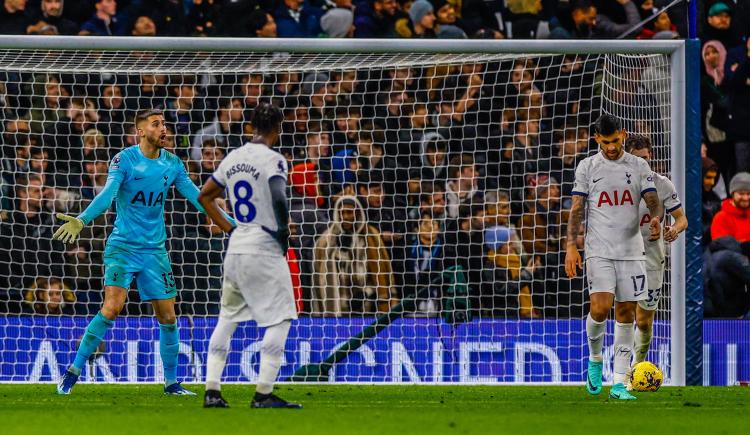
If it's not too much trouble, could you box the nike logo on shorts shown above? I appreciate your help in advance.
[593,177,603,183]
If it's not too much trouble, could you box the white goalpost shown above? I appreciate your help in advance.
[0,36,685,385]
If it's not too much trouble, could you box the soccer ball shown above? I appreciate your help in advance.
[629,361,663,392]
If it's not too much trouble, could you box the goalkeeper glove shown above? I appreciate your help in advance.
[53,213,84,244]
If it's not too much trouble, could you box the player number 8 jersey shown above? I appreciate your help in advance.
[211,143,288,254]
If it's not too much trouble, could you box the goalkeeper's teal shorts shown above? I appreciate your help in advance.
[103,244,177,301]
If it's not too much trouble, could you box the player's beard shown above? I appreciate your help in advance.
[149,133,166,148]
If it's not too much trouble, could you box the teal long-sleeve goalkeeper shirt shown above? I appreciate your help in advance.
[79,145,235,251]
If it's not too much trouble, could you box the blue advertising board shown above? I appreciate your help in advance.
[0,317,746,385]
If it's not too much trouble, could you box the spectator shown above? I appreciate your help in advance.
[418,131,449,182]
[520,175,568,257]
[356,170,407,246]
[2,174,65,289]
[28,74,67,134]
[482,224,540,318]
[274,0,324,38]
[131,15,156,36]
[248,10,278,38]
[711,172,750,242]
[506,0,550,39]
[320,7,354,37]
[483,189,525,259]
[82,128,106,157]
[150,0,187,36]
[703,236,750,318]
[548,0,596,39]
[186,0,222,36]
[395,0,436,38]
[725,37,750,174]
[412,181,447,222]
[197,139,225,185]
[0,0,31,35]
[80,0,129,36]
[191,97,244,161]
[404,212,446,310]
[702,2,742,50]
[24,277,76,315]
[98,83,127,147]
[702,40,730,152]
[703,157,723,244]
[458,0,500,36]
[165,75,206,151]
[79,148,109,200]
[592,0,640,38]
[240,73,264,111]
[638,10,677,39]
[30,0,78,35]
[354,0,402,38]
[446,153,479,219]
[312,195,395,315]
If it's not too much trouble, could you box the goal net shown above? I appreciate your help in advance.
[0,38,684,384]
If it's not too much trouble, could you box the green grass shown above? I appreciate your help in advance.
[0,385,747,435]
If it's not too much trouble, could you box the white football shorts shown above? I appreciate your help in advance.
[638,269,664,311]
[585,257,649,303]
[220,253,298,326]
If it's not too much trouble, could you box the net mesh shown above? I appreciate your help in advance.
[0,47,674,383]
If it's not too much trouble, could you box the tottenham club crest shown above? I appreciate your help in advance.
[625,172,632,184]
[277,160,287,175]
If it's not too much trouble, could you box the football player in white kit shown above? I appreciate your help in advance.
[198,102,301,409]
[625,135,687,369]
[565,115,663,400]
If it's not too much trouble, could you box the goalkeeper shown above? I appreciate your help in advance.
[54,109,235,395]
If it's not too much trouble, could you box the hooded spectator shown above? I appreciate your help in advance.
[702,41,731,149]
[711,172,750,242]
[312,195,395,315]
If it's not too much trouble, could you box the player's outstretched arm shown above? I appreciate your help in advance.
[198,178,235,233]
[643,190,664,241]
[53,159,124,244]
[564,195,585,278]
[664,207,688,242]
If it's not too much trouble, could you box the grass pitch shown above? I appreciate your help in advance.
[0,385,747,435]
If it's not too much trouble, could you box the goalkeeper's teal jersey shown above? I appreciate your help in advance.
[79,145,206,251]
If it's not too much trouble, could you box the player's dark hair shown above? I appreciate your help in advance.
[135,109,164,127]
[625,134,652,154]
[593,114,622,136]
[250,101,283,135]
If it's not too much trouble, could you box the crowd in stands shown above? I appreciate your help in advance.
[0,0,747,318]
